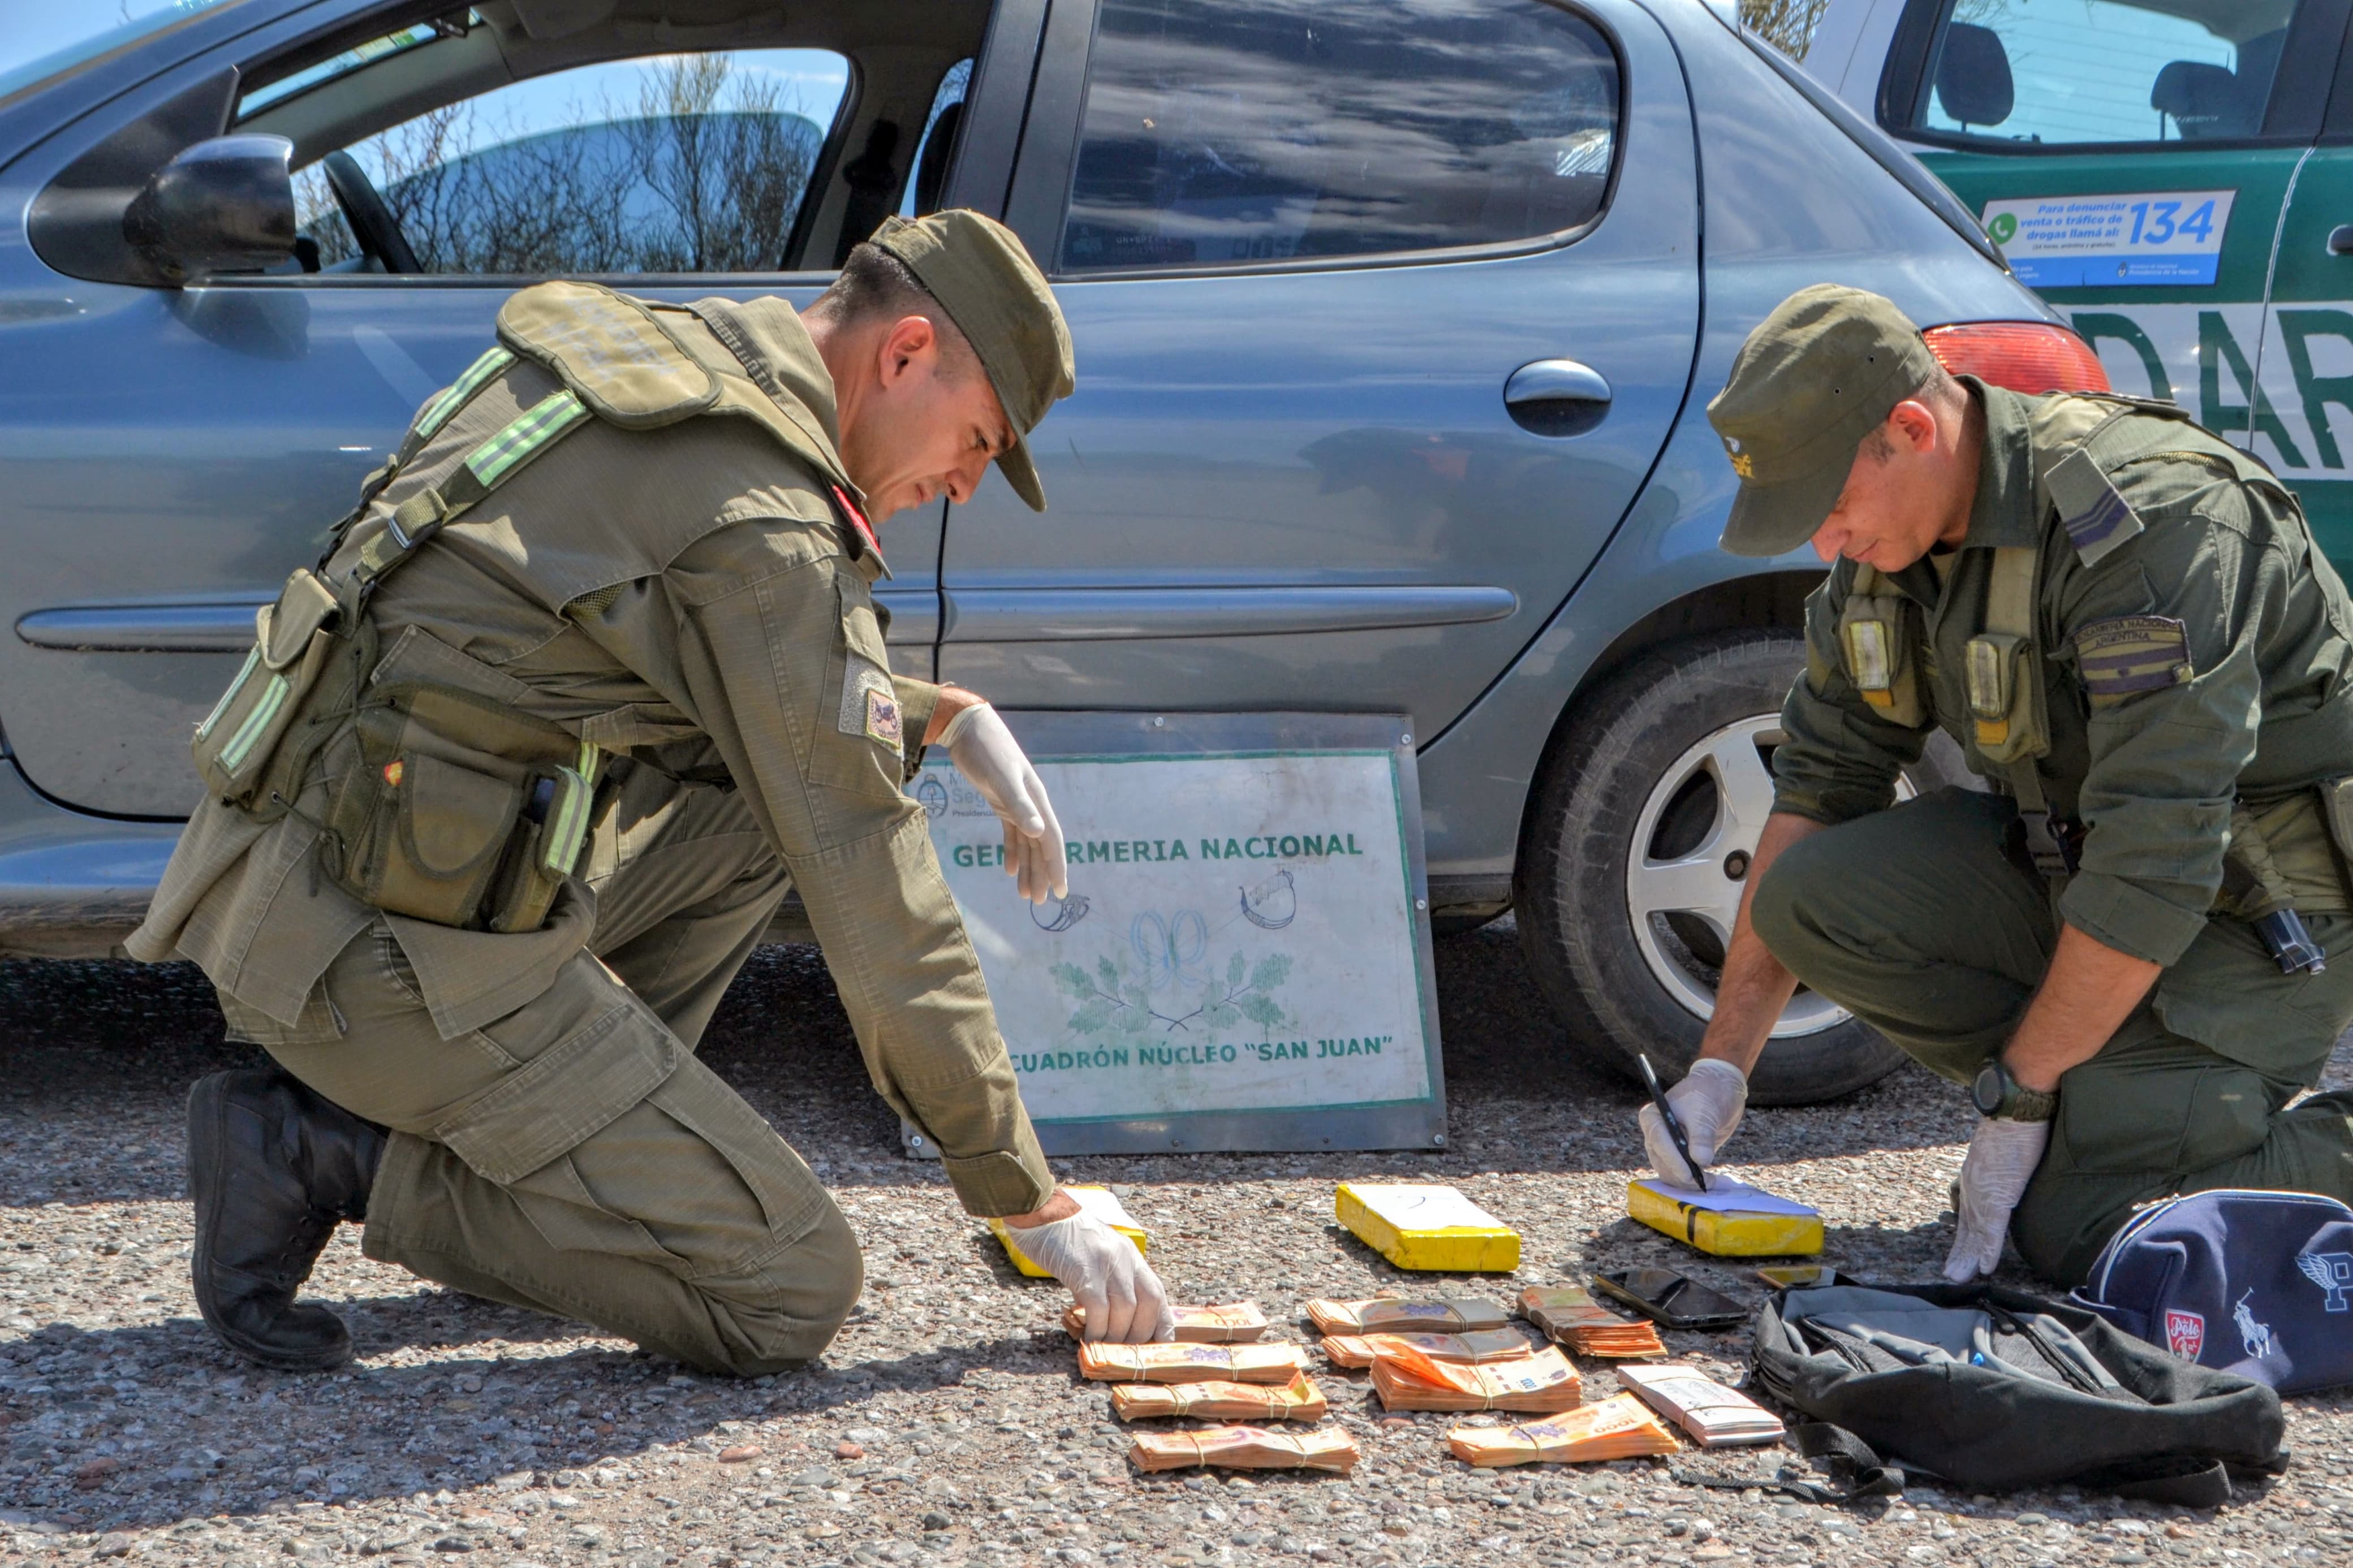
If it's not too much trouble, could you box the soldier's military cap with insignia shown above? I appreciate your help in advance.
[1708,284,1945,558]
[868,209,1076,512]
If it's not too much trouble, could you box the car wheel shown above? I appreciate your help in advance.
[1515,630,1959,1106]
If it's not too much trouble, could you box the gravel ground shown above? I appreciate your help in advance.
[3,918,2352,1568]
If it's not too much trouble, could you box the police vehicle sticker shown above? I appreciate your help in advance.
[2074,616,2192,705]
[839,655,902,753]
[1981,190,2234,289]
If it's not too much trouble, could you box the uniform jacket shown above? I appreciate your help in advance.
[128,291,1054,1216]
[1773,379,2353,1077]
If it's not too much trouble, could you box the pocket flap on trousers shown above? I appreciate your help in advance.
[400,754,521,877]
[435,1001,679,1185]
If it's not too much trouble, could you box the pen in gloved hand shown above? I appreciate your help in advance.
[1637,1052,1708,1193]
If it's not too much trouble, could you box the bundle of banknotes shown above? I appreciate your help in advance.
[1320,1329,1536,1370]
[1066,1302,1270,1343]
[1078,1342,1311,1385]
[1109,1371,1329,1423]
[1517,1285,1667,1358]
[1130,1426,1361,1474]
[1304,1297,1512,1334]
[1617,1364,1785,1447]
[1367,1342,1583,1413]
[1446,1393,1682,1467]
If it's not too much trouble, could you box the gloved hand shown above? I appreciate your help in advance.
[1638,1058,1748,1189]
[941,702,1067,905]
[1943,1115,2051,1282]
[1009,1208,1174,1343]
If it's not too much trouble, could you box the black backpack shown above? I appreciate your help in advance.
[1746,1282,2287,1507]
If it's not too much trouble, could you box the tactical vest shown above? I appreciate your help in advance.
[1832,392,2351,921]
[189,282,865,934]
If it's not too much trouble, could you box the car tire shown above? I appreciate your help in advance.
[1514,629,1964,1106]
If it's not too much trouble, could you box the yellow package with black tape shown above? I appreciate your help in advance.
[1626,1178,1821,1258]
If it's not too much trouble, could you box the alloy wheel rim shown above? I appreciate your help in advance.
[1622,714,1910,1037]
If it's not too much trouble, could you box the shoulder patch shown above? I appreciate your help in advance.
[2074,614,2192,705]
[839,654,903,753]
[2047,447,2145,568]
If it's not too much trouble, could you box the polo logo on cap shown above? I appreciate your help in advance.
[2163,1308,2204,1361]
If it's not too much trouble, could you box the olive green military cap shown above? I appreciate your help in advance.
[869,210,1075,512]
[1708,283,1943,557]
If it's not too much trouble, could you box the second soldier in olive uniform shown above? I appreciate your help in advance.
[1638,284,2353,1285]
[132,211,1174,1373]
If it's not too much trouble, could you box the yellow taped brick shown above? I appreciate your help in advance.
[990,1185,1148,1278]
[1335,1183,1520,1273]
[1625,1180,1822,1258]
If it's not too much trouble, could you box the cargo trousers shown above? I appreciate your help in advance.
[1749,788,2353,1285]
[216,760,862,1376]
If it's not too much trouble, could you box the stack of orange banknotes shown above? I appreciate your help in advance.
[1066,1302,1270,1343]
[1078,1342,1309,1384]
[1130,1426,1361,1473]
[1320,1329,1536,1370]
[1446,1393,1681,1466]
[1109,1371,1328,1423]
[1368,1342,1583,1413]
[1305,1297,1512,1334]
[1517,1285,1667,1358]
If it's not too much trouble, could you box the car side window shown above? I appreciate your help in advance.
[1906,0,2304,146]
[269,47,851,274]
[1057,0,1620,273]
[900,58,973,218]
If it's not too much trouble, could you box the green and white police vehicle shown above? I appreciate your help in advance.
[1808,0,2353,566]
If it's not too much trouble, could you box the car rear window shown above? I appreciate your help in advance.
[1902,0,2305,146]
[1057,0,1621,273]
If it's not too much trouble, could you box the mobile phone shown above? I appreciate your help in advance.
[1592,1269,1749,1332]
[1755,1265,1838,1291]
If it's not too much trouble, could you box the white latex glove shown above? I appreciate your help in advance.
[1943,1115,2051,1282]
[941,702,1067,904]
[1009,1210,1174,1343]
[1638,1058,1749,1189]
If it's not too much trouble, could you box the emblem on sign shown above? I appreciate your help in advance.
[2164,1308,2205,1361]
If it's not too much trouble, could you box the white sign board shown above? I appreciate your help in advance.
[1981,189,2235,289]
[909,713,1445,1154]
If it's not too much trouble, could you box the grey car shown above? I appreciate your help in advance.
[0,0,2087,1103]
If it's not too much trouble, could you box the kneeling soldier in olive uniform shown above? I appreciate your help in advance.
[1635,284,2353,1285]
[131,211,1173,1372]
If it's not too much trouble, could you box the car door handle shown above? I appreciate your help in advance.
[1504,358,1611,437]
[2330,224,2353,256]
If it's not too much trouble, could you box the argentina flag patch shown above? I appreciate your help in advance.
[2046,448,2145,568]
[2075,615,2193,706]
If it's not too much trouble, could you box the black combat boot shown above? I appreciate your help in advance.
[187,1068,385,1371]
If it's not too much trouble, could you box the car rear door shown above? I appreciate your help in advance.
[933,0,1700,751]
[1869,0,2350,558]
[0,0,1020,819]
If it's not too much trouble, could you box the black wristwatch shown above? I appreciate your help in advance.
[1972,1058,2057,1123]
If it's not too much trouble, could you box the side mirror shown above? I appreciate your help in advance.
[121,134,295,284]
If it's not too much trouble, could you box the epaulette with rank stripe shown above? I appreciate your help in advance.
[2045,447,2143,568]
